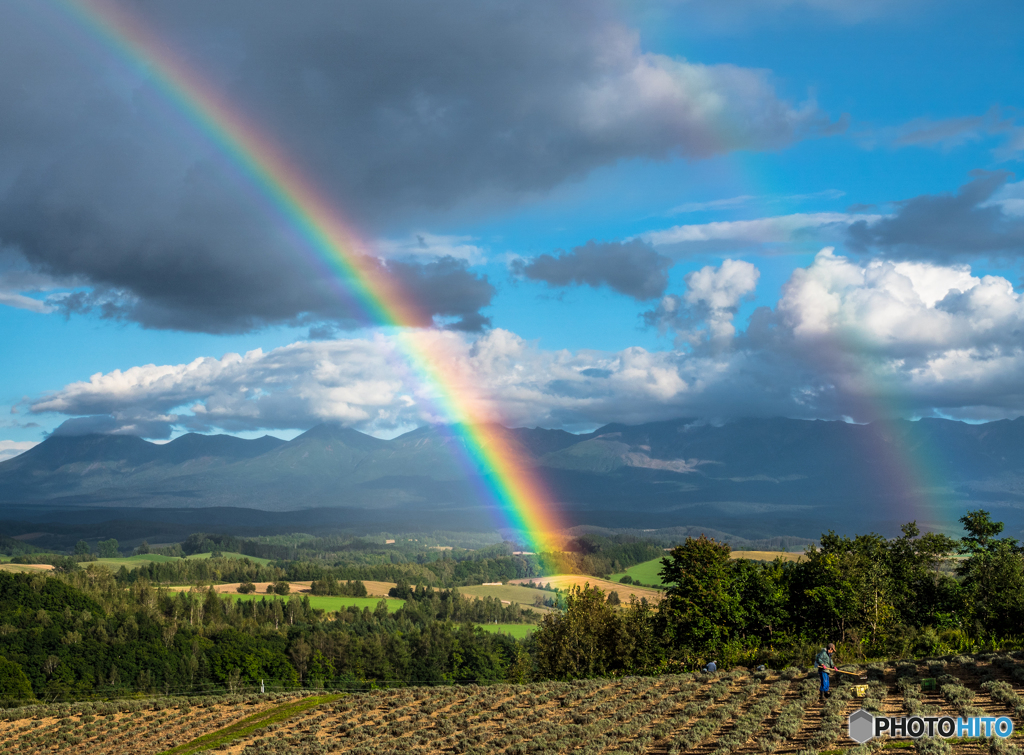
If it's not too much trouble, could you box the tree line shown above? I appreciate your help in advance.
[531,509,1024,677]
[0,570,528,703]
[4,509,1020,703]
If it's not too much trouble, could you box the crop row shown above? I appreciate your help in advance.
[237,674,705,755]
[0,692,313,754]
[231,672,814,755]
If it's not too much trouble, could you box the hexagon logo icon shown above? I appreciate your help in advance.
[849,709,874,743]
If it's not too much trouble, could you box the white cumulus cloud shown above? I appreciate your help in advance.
[776,247,1022,353]
[28,252,1024,437]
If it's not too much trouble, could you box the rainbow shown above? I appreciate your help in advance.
[58,0,564,552]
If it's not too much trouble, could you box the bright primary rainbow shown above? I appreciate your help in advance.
[59,0,563,552]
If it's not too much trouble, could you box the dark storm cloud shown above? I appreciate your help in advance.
[847,171,1024,260]
[0,0,829,334]
[46,249,494,333]
[379,257,495,331]
[511,240,672,300]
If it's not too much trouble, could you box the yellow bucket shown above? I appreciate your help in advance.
[854,684,868,697]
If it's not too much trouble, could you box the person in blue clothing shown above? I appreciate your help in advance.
[703,660,717,673]
[815,643,837,702]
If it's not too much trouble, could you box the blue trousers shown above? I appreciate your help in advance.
[819,669,830,692]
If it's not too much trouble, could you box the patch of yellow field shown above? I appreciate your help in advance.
[509,574,663,603]
[729,550,806,562]
[0,563,55,573]
[361,580,398,597]
[199,579,397,597]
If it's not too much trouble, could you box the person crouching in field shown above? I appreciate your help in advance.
[815,643,837,702]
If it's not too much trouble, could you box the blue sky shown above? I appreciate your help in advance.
[2,0,1024,458]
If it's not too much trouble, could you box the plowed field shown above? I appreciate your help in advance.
[5,653,1024,753]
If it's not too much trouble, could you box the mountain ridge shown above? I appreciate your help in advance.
[4,417,1024,538]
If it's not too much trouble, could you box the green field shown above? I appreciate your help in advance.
[457,584,554,612]
[477,623,536,638]
[182,551,274,566]
[94,554,182,569]
[94,551,273,570]
[609,557,667,587]
[228,593,406,613]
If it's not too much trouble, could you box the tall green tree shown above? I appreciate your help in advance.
[531,584,623,679]
[958,509,1009,555]
[957,510,1024,637]
[732,557,790,642]
[885,522,957,629]
[659,536,742,659]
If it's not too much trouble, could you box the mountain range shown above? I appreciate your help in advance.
[4,417,1024,539]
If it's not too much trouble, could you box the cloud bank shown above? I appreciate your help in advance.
[30,251,1024,438]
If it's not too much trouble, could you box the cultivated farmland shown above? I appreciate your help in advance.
[164,586,407,613]
[0,563,54,574]
[8,653,1024,753]
[0,692,318,755]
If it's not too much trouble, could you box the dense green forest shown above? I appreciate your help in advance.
[2,510,1023,705]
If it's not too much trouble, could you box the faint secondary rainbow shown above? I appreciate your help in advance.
[719,141,954,534]
[796,310,957,535]
[60,0,563,552]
